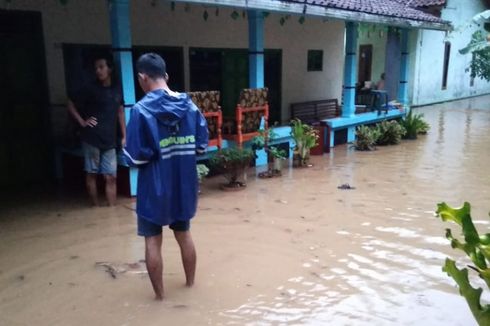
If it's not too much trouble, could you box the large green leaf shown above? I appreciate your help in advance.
[443,259,490,325]
[437,202,471,226]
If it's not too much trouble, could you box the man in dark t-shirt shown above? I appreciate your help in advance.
[67,55,126,206]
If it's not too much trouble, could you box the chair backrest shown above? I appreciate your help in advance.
[237,88,269,134]
[238,88,268,108]
[188,91,221,112]
[188,91,221,140]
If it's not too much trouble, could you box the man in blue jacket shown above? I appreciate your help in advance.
[124,53,208,300]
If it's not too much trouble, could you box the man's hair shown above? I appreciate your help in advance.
[136,53,166,79]
[93,53,114,70]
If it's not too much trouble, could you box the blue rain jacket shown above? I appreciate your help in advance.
[124,89,208,226]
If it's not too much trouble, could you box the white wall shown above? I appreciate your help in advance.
[357,24,387,85]
[410,0,490,106]
[0,0,345,122]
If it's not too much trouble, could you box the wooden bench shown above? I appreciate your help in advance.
[290,99,341,154]
[290,99,340,123]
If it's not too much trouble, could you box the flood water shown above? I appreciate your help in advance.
[1,96,490,326]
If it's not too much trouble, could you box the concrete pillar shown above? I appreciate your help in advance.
[342,21,358,119]
[109,0,137,196]
[398,28,410,106]
[248,10,265,88]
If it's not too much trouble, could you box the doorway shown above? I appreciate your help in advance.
[0,10,51,191]
[189,48,282,122]
[358,44,373,86]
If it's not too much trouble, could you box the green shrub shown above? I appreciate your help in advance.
[290,119,319,166]
[437,202,490,326]
[354,125,380,151]
[196,164,209,183]
[400,110,430,139]
[209,148,254,186]
[376,120,406,145]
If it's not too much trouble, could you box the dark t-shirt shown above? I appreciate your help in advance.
[70,82,122,150]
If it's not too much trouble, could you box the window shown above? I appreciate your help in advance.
[442,42,451,90]
[470,53,475,87]
[307,50,323,71]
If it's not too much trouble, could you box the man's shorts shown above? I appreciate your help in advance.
[82,142,117,176]
[137,216,190,237]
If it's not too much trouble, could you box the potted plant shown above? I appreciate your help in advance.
[209,147,254,191]
[353,125,381,151]
[399,109,430,139]
[290,119,319,167]
[375,120,406,145]
[252,127,287,178]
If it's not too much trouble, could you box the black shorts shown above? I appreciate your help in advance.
[137,217,190,237]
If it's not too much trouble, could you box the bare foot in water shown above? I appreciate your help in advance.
[155,294,164,301]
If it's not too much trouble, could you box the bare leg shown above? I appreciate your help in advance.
[85,173,98,206]
[173,231,196,287]
[104,175,117,206]
[145,234,164,300]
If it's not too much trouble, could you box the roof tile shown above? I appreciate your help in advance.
[282,0,447,23]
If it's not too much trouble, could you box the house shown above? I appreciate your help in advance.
[0,0,458,194]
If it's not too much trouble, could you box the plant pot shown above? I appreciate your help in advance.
[273,157,283,173]
[293,153,312,168]
[220,182,247,191]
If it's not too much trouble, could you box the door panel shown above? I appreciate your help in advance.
[0,10,51,189]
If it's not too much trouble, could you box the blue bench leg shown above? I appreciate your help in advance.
[130,167,138,197]
[330,129,335,148]
[347,126,356,143]
[289,139,295,159]
[255,149,267,167]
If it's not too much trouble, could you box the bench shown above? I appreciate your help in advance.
[290,99,341,154]
[290,98,340,123]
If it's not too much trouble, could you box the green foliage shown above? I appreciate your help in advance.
[353,125,380,151]
[209,148,254,185]
[196,164,209,183]
[460,29,490,82]
[437,202,490,326]
[375,120,406,145]
[290,119,319,165]
[252,126,287,160]
[399,110,430,139]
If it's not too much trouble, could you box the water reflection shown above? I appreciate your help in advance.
[223,102,490,326]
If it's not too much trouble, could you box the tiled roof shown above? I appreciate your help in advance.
[283,0,447,23]
[396,0,446,7]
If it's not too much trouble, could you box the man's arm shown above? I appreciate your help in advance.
[67,99,97,128]
[195,109,209,154]
[123,108,155,167]
[118,105,126,146]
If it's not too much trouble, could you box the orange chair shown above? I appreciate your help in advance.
[223,88,269,147]
[188,91,223,149]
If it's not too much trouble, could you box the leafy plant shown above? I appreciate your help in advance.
[437,202,490,326]
[375,120,406,145]
[252,126,287,160]
[290,119,319,166]
[209,148,254,187]
[459,10,490,81]
[399,110,430,139]
[353,125,380,151]
[196,164,209,183]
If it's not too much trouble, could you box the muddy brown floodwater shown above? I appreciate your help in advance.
[1,97,490,326]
